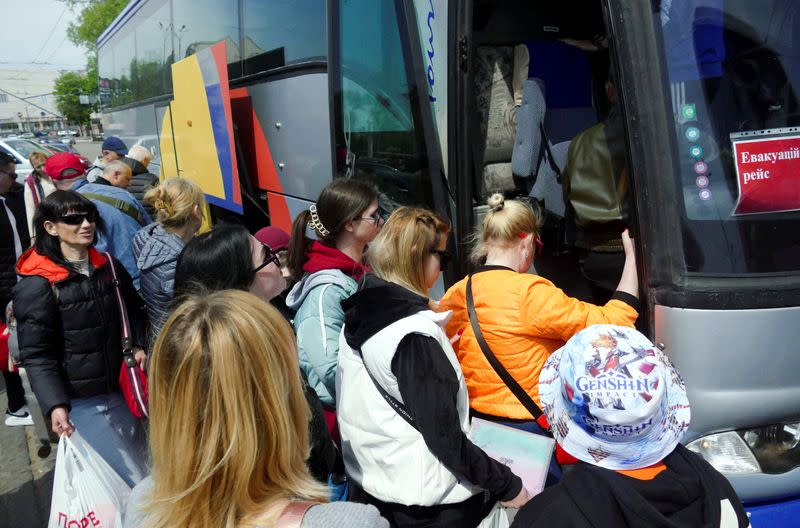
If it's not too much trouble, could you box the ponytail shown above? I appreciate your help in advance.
[288,210,313,279]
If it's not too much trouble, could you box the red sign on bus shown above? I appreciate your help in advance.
[732,132,800,215]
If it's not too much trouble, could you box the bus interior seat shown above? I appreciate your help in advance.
[473,44,530,197]
[530,140,569,219]
[511,79,546,181]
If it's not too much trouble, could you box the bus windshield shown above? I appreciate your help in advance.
[656,0,800,274]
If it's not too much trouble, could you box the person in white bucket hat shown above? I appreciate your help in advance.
[512,324,751,528]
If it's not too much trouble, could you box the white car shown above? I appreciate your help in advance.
[0,138,47,183]
[57,130,69,137]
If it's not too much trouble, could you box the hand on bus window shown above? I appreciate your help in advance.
[501,485,531,509]
[616,229,639,300]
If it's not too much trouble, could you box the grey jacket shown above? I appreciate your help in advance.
[124,477,389,527]
[132,223,186,343]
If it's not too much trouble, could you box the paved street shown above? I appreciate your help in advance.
[0,374,57,527]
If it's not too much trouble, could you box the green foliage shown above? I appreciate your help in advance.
[53,0,126,122]
[53,71,96,124]
[65,0,129,51]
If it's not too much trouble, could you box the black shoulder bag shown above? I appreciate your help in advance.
[466,274,551,432]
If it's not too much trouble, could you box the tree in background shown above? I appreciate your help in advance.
[53,0,127,125]
[53,70,95,125]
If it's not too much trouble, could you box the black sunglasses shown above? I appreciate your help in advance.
[430,248,451,271]
[57,212,97,225]
[254,243,281,273]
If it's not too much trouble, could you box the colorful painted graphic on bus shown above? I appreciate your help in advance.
[159,41,243,213]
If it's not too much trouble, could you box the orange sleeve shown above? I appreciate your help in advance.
[520,278,638,342]
[439,280,468,340]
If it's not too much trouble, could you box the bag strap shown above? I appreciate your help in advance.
[355,348,419,431]
[81,193,145,226]
[106,254,132,356]
[275,501,318,528]
[25,176,41,208]
[466,274,549,428]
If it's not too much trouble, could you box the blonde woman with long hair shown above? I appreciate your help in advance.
[336,207,529,527]
[133,177,205,343]
[439,194,639,483]
[123,290,387,528]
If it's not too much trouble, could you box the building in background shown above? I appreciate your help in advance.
[0,69,78,134]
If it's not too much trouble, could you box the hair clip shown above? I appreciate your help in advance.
[308,204,330,238]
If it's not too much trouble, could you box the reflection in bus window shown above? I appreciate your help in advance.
[242,0,326,75]
[112,26,135,106]
[172,0,240,64]
[335,0,434,211]
[131,0,172,101]
[656,0,800,273]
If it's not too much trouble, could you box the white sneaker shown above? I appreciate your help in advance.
[5,406,34,426]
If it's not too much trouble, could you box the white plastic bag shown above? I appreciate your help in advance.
[477,504,511,528]
[48,432,132,528]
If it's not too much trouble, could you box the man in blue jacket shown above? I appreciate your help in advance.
[46,153,151,288]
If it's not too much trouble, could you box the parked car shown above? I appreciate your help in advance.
[19,132,34,139]
[0,139,41,182]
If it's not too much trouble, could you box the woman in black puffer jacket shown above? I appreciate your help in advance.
[13,190,149,486]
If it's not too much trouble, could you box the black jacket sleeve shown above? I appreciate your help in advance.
[114,257,148,351]
[391,333,522,501]
[13,276,69,416]
[303,380,338,482]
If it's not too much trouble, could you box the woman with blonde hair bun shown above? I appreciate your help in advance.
[123,289,387,528]
[439,193,639,483]
[133,177,205,342]
[337,207,529,526]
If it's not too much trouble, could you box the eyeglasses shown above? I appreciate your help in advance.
[0,168,17,179]
[58,212,97,225]
[430,248,451,271]
[353,208,386,225]
[254,243,281,273]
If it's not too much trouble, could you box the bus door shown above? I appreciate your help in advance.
[455,0,630,304]
[610,0,800,521]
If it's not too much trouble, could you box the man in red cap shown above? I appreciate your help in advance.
[44,152,88,190]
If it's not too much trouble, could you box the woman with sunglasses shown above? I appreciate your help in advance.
[13,190,149,485]
[133,177,206,344]
[174,223,286,303]
[286,179,382,431]
[173,223,338,485]
[337,207,529,526]
[439,194,639,482]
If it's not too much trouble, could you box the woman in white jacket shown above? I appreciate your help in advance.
[336,207,530,527]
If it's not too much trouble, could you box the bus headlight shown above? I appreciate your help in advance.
[687,423,800,475]
[687,431,761,474]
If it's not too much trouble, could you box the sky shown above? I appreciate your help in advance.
[1,0,91,71]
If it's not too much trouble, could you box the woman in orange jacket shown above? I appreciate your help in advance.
[439,194,639,479]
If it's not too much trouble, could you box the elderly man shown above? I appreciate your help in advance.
[123,145,159,217]
[46,153,151,287]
